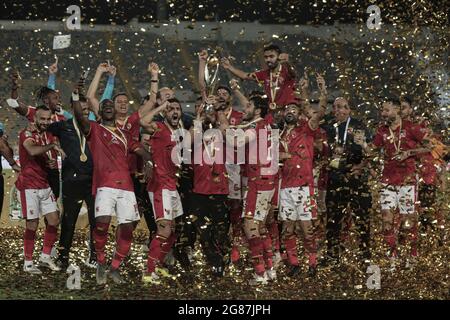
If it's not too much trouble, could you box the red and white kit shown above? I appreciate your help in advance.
[87,122,142,224]
[373,120,426,214]
[147,121,183,221]
[16,129,58,219]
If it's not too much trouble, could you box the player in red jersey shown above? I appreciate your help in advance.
[187,100,231,277]
[221,44,297,112]
[356,98,430,270]
[139,98,185,284]
[219,96,278,285]
[278,103,321,277]
[72,88,152,285]
[16,106,65,274]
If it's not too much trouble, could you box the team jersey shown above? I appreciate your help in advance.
[147,121,180,192]
[279,120,319,189]
[373,120,426,185]
[16,129,57,190]
[116,111,141,174]
[87,122,142,195]
[253,64,296,107]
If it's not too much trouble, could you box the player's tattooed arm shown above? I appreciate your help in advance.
[23,138,58,157]
[221,56,254,81]
[8,71,29,117]
[139,101,169,135]
[230,79,249,109]
[138,62,160,117]
[299,71,310,104]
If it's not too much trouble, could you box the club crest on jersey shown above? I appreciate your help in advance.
[126,123,132,130]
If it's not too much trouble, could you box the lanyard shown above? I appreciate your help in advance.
[41,132,53,160]
[72,118,87,158]
[100,124,128,155]
[335,117,351,145]
[234,117,263,130]
[388,120,403,154]
[269,64,282,104]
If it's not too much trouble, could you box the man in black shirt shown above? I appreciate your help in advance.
[47,96,96,269]
[321,97,372,265]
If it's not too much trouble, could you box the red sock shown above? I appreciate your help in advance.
[269,221,280,252]
[42,225,58,255]
[230,206,243,245]
[93,222,110,265]
[248,237,265,275]
[261,234,273,269]
[304,235,317,267]
[384,229,397,256]
[159,233,177,263]
[24,229,36,261]
[111,225,133,270]
[147,235,166,273]
[408,225,418,257]
[283,236,299,266]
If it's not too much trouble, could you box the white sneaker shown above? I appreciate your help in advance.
[266,268,277,281]
[50,246,58,258]
[39,254,61,271]
[273,251,282,269]
[23,262,42,274]
[249,272,268,286]
[142,272,161,285]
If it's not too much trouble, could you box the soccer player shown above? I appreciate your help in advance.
[188,99,230,276]
[72,88,152,284]
[219,96,277,285]
[221,44,297,112]
[278,103,321,277]
[356,98,430,270]
[139,98,185,284]
[16,106,65,274]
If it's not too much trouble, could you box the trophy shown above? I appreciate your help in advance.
[204,51,221,96]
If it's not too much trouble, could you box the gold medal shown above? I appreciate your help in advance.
[269,102,277,110]
[80,153,87,162]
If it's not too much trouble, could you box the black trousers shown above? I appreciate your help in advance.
[48,169,60,199]
[190,193,231,268]
[133,176,156,234]
[58,176,96,261]
[326,175,371,259]
[0,174,4,219]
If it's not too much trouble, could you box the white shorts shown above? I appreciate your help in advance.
[148,189,184,221]
[279,186,316,221]
[380,184,416,215]
[226,163,242,200]
[18,188,58,220]
[242,187,275,222]
[94,187,140,224]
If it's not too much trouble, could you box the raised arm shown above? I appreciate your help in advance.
[229,79,249,108]
[221,56,254,81]
[86,63,109,118]
[7,71,29,117]
[316,73,328,112]
[47,57,58,90]
[139,101,169,135]
[138,62,160,118]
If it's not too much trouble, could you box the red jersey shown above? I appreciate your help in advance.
[147,122,179,192]
[228,108,243,126]
[245,119,277,190]
[26,106,66,123]
[192,146,228,195]
[253,64,296,107]
[116,111,141,174]
[280,121,318,189]
[87,122,142,195]
[16,129,57,190]
[373,120,426,185]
